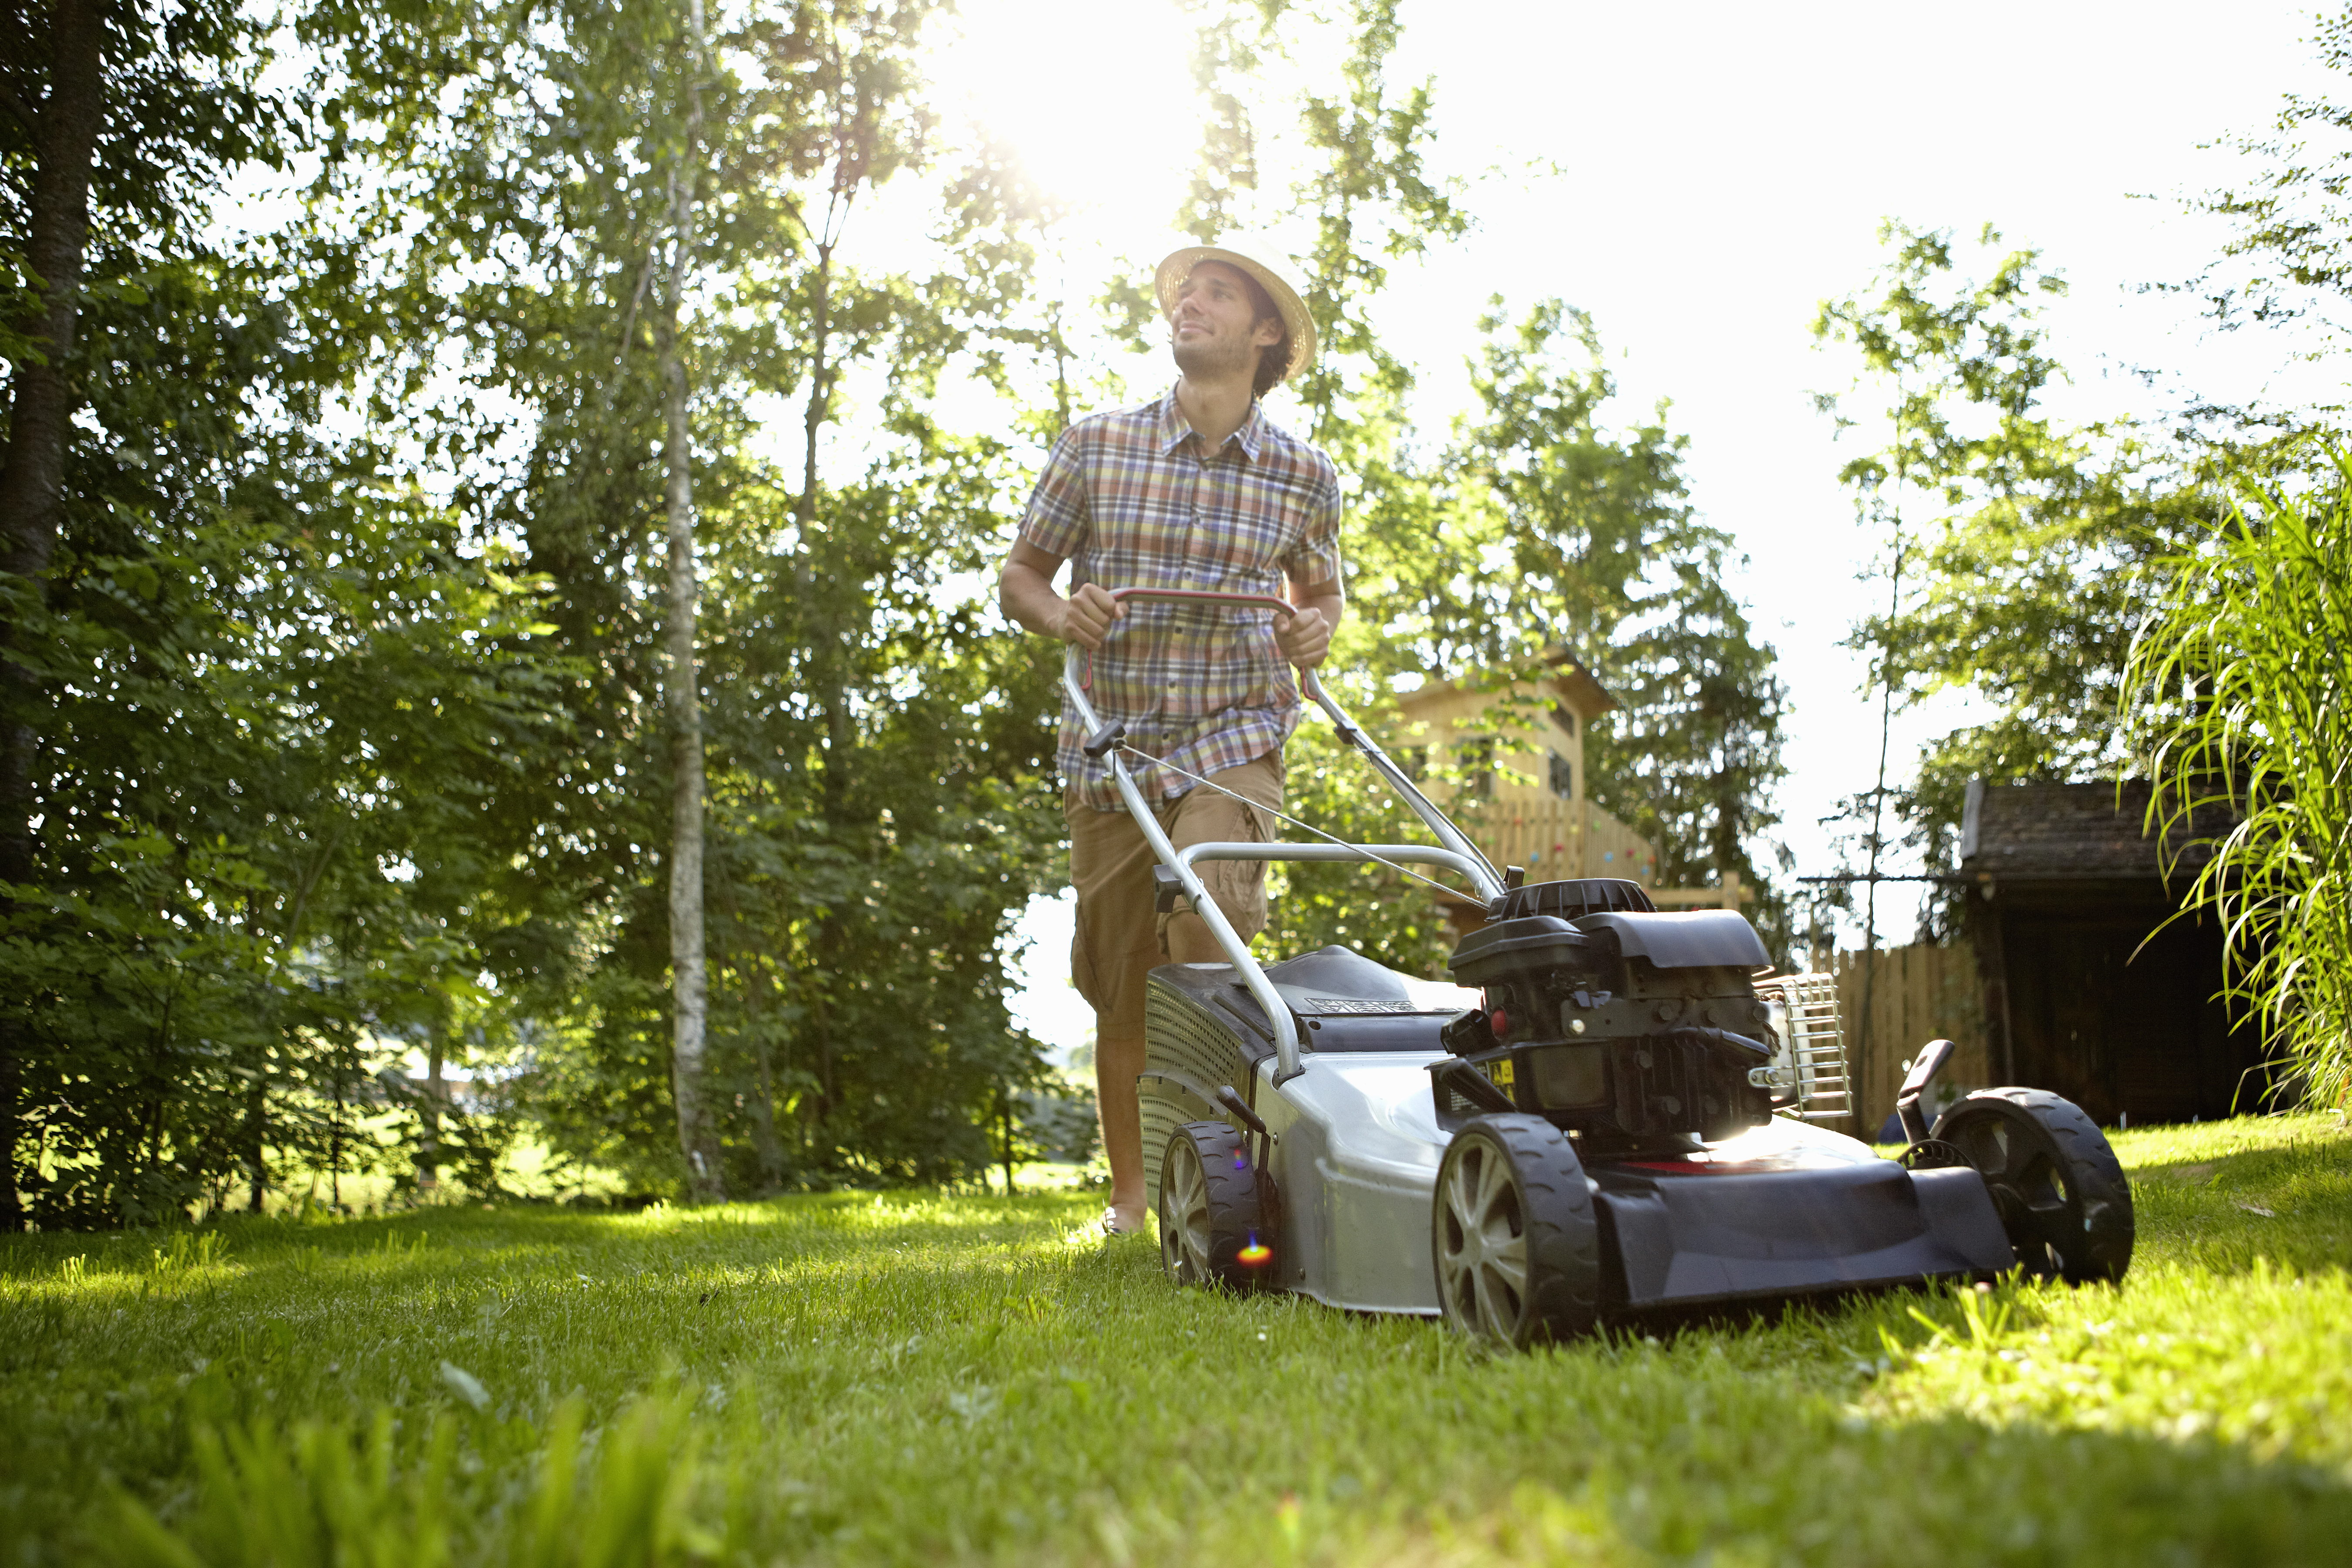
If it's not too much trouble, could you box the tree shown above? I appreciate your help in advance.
[1,2,574,1226]
[1,0,287,1226]
[1812,222,2075,950]
[2190,2,2352,345]
[1453,301,1788,916]
[300,0,1068,1198]
[1120,1,1787,972]
[1812,223,2230,936]
[657,0,722,1202]
[1267,297,1791,969]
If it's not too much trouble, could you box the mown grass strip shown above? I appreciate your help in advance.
[3,1115,2348,1565]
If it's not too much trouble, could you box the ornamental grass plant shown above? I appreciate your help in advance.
[2129,460,2352,1112]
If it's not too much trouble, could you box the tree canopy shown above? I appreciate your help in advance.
[4,0,1801,1223]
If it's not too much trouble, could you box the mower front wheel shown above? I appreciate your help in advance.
[1933,1088,2134,1284]
[1432,1114,1601,1348]
[1159,1121,1273,1291]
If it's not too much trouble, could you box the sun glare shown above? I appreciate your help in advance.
[928,0,1199,237]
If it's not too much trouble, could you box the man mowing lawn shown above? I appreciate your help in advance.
[999,242,1344,1237]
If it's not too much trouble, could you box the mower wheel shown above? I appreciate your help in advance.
[1932,1088,2134,1284]
[1159,1121,1273,1291]
[1431,1114,1601,1347]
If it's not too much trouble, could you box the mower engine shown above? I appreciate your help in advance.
[1436,878,1781,1152]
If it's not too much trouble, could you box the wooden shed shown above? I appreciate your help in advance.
[1958,779,2269,1126]
[1390,649,1760,933]
[1392,650,1659,932]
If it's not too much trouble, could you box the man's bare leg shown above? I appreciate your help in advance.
[1100,913,1236,1233]
[1165,909,1227,965]
[1097,1028,1149,1231]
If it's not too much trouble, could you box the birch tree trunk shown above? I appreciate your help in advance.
[661,0,723,1202]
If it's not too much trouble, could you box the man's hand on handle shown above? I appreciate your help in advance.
[1002,539,1126,650]
[1053,582,1123,652]
[1276,606,1332,669]
[1281,576,1343,671]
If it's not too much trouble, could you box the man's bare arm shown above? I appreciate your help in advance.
[1000,537,1122,651]
[1277,574,1345,669]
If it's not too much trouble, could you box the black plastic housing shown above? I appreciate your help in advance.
[1488,876,1657,923]
[1443,880,1776,1150]
[1447,915,1602,991]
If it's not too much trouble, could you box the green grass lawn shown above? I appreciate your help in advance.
[4,1113,2349,1566]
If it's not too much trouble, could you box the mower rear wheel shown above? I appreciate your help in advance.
[1158,1121,1273,1291]
[1432,1114,1601,1348]
[1932,1088,2134,1284]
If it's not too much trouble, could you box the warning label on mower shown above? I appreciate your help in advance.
[1305,997,1438,1014]
[1484,1058,1516,1089]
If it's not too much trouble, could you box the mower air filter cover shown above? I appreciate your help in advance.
[1446,915,1601,989]
[1490,877,1656,923]
[1573,909,1770,970]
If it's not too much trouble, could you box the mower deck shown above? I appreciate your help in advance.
[1139,953,2015,1320]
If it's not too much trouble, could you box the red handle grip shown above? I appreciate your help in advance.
[1105,585,1297,619]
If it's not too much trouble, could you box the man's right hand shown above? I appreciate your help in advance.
[1001,538,1127,649]
[1054,582,1123,651]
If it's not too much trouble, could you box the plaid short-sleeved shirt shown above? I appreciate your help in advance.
[1021,385,1344,810]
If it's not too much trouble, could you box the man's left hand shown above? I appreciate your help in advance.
[1277,607,1332,669]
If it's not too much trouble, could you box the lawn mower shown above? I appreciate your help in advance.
[1070,588,2136,1346]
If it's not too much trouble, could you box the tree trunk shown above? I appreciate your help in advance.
[796,237,855,810]
[740,956,787,1190]
[1855,534,1907,1088]
[416,1032,444,1192]
[0,0,105,1235]
[662,0,723,1203]
[709,850,786,1189]
[793,241,847,1172]
[244,1078,267,1213]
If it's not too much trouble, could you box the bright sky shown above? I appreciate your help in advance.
[952,0,2349,1058]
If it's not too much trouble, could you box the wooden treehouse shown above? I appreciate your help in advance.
[1390,648,1753,933]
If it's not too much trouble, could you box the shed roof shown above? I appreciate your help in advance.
[1958,779,2234,881]
[1394,646,1617,725]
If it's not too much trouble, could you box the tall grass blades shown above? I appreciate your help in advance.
[104,1395,712,1568]
[2127,458,2352,1110]
[108,1412,456,1568]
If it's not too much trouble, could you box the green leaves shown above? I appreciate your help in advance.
[281,0,1071,1196]
[1325,298,1789,949]
[1810,223,2202,925]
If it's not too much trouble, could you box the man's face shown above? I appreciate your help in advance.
[1169,260,1283,382]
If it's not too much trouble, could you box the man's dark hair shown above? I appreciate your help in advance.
[1234,270,1292,399]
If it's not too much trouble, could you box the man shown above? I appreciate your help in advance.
[1000,243,1345,1234]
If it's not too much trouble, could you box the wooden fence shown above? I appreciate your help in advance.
[1824,943,1988,1140]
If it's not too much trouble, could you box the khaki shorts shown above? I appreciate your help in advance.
[1066,752,1284,1039]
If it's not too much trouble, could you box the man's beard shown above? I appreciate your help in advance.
[1172,329,1259,382]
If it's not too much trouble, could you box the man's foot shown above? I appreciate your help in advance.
[1102,1202,1149,1237]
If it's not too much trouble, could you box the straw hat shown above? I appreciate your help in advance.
[1153,243,1318,384]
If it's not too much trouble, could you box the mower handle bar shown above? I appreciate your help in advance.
[1068,586,1328,703]
[1173,840,1492,884]
[1057,586,1505,1080]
